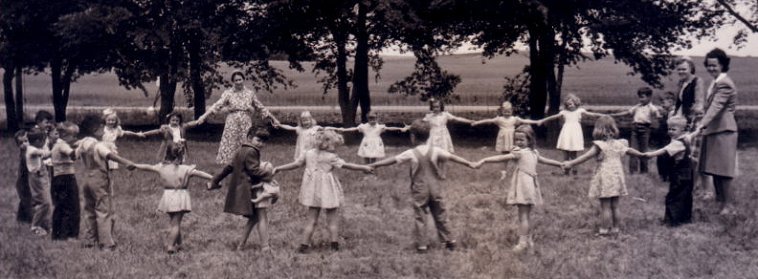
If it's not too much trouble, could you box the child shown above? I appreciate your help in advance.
[208,128,274,251]
[655,91,677,182]
[132,142,213,253]
[141,111,201,162]
[423,98,474,153]
[537,94,604,175]
[370,119,476,253]
[563,116,645,236]
[328,111,410,164]
[471,125,564,252]
[25,128,53,236]
[275,129,372,253]
[472,101,541,153]
[275,111,321,160]
[610,87,663,174]
[50,122,81,240]
[250,162,280,204]
[14,130,33,224]
[34,111,55,178]
[101,108,143,169]
[643,116,693,226]
[75,115,138,250]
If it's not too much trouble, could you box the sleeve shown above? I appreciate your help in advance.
[628,105,637,115]
[94,143,114,158]
[250,92,271,119]
[116,127,125,137]
[243,148,267,178]
[699,81,735,129]
[393,149,416,164]
[208,90,230,114]
[619,139,630,152]
[691,77,705,116]
[60,142,74,155]
[663,141,686,156]
[330,154,346,169]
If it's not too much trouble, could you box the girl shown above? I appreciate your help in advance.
[538,94,604,175]
[101,108,143,169]
[472,101,540,153]
[140,111,201,162]
[132,142,213,253]
[424,98,474,153]
[472,125,563,252]
[274,129,372,253]
[275,111,322,160]
[328,111,409,164]
[563,116,645,236]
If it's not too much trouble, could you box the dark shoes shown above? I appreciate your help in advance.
[296,244,310,254]
[445,240,456,251]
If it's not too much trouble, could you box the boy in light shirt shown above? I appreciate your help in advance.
[25,128,53,236]
[51,122,81,240]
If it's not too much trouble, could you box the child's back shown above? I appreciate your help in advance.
[589,139,630,198]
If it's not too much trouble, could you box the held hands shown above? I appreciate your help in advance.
[560,162,572,172]
[470,161,484,169]
[126,164,137,171]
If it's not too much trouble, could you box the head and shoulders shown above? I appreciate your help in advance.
[704,48,736,90]
[425,98,451,119]
[561,94,585,114]
[592,115,626,149]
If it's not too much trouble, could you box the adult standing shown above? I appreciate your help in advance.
[691,48,738,215]
[197,71,280,165]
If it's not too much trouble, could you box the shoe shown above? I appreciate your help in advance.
[595,228,610,237]
[416,245,428,253]
[101,245,117,251]
[445,240,456,251]
[31,227,48,236]
[512,236,528,253]
[330,242,340,251]
[167,246,177,254]
[296,244,310,254]
[610,227,620,235]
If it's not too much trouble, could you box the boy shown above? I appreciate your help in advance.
[370,119,475,253]
[14,130,33,224]
[655,91,677,181]
[612,87,663,173]
[643,116,693,226]
[209,128,273,251]
[76,115,137,250]
[25,128,53,236]
[50,122,81,240]
[34,110,55,175]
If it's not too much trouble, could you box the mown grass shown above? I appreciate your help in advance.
[10,54,758,108]
[1,133,758,278]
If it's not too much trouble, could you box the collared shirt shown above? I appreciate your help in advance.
[51,139,76,176]
[663,140,687,161]
[76,137,115,172]
[25,145,49,174]
[629,103,661,124]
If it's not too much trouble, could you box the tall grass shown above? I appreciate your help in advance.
[1,135,757,278]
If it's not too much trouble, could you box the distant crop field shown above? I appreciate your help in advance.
[9,54,758,109]
[2,136,758,278]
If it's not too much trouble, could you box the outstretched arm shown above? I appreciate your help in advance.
[383,125,408,132]
[341,163,372,173]
[538,155,563,168]
[440,152,475,168]
[122,130,142,137]
[327,126,359,132]
[448,114,474,125]
[473,154,518,168]
[275,124,298,131]
[132,163,159,173]
[537,114,562,125]
[625,148,645,157]
[642,148,668,158]
[582,110,606,118]
[370,157,399,169]
[183,120,202,129]
[274,157,305,173]
[106,153,136,169]
[564,145,600,168]
[189,169,213,180]
[471,118,498,126]
[139,127,165,137]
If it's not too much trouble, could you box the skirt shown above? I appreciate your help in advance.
[699,131,737,178]
[158,189,192,213]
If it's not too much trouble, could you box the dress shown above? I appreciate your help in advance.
[424,112,455,153]
[556,108,586,151]
[357,123,386,158]
[210,87,271,164]
[495,117,520,153]
[297,149,346,209]
[102,126,124,169]
[294,126,321,160]
[506,148,543,205]
[588,140,629,198]
[155,163,196,213]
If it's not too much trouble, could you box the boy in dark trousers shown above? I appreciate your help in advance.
[371,119,475,253]
[14,130,33,224]
[611,87,663,173]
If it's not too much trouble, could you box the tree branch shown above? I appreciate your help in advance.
[716,0,758,33]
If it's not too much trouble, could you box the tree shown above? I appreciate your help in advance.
[711,0,758,47]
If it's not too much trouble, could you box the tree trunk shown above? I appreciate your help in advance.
[541,28,559,115]
[334,33,354,126]
[350,2,371,125]
[527,28,547,120]
[189,37,205,120]
[3,66,19,131]
[50,56,66,122]
[158,72,177,124]
[15,65,24,125]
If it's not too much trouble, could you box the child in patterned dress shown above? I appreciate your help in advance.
[250,162,280,204]
[472,125,563,252]
[276,111,322,160]
[328,111,409,164]
[563,116,645,236]
[132,142,213,253]
[274,129,372,253]
[538,94,605,175]
[101,108,143,169]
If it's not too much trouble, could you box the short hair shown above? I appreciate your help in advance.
[166,111,184,124]
[102,108,121,126]
[661,91,677,101]
[316,129,344,150]
[666,116,688,129]
[563,94,582,107]
[592,115,619,140]
[231,71,246,81]
[705,48,730,73]
[164,142,186,163]
[57,122,80,137]
[14,130,28,145]
[676,57,696,74]
[514,125,536,149]
[499,101,513,116]
[367,110,378,119]
[27,127,47,144]
[637,87,653,97]
[410,119,431,142]
[429,98,445,111]
[35,110,53,124]
[247,127,270,141]
[79,114,104,137]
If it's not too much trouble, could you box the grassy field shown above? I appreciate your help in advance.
[10,54,758,108]
[2,133,758,278]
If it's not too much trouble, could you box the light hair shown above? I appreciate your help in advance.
[56,122,80,137]
[102,108,121,126]
[514,125,536,149]
[666,116,688,129]
[316,129,344,150]
[563,94,582,108]
[592,115,619,140]
[298,111,317,126]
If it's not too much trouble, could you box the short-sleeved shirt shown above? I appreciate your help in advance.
[51,139,76,176]
[25,145,48,173]
[76,137,115,172]
[629,103,661,124]
[662,140,687,160]
[394,145,448,175]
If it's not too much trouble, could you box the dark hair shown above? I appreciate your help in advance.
[79,114,104,138]
[514,125,536,149]
[636,87,653,97]
[14,130,28,145]
[248,127,270,141]
[231,71,245,81]
[35,110,53,124]
[704,48,730,73]
[410,119,431,142]
[661,91,677,101]
[676,57,696,74]
[27,128,46,144]
[429,99,445,111]
[164,142,186,163]
[166,111,184,124]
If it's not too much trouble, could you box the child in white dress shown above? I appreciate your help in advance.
[132,142,213,253]
[100,108,142,169]
[274,129,372,253]
[276,111,322,160]
[424,98,474,153]
[472,125,563,252]
[563,116,645,236]
[250,162,280,204]
[329,111,409,164]
[538,94,605,175]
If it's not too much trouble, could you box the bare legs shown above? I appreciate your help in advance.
[299,207,340,252]
[237,208,269,250]
[514,205,533,252]
[166,212,184,253]
[599,197,620,235]
[563,151,578,175]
